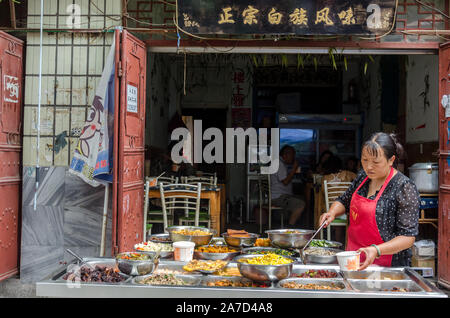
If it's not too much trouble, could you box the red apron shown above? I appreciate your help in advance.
[346,167,394,267]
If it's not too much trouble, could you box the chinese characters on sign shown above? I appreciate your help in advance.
[231,68,251,128]
[178,0,396,35]
[3,75,19,103]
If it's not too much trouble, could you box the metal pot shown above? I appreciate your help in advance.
[408,163,438,193]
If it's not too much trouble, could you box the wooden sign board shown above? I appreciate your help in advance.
[178,0,396,35]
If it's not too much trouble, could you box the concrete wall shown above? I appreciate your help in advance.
[20,0,122,283]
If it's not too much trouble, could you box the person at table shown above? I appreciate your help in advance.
[270,145,306,228]
[315,150,333,175]
[345,156,361,174]
[319,132,420,270]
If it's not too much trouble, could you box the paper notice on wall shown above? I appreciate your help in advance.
[127,84,138,113]
[442,95,450,118]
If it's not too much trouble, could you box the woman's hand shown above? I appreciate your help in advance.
[319,212,335,228]
[357,246,379,270]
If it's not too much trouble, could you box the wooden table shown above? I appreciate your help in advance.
[148,186,223,235]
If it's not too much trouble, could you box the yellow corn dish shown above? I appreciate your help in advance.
[239,253,293,265]
[195,245,238,253]
[173,229,210,236]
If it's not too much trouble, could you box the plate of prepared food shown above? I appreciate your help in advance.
[201,276,271,288]
[134,241,174,259]
[183,259,229,275]
[194,245,241,261]
[132,274,201,286]
[291,269,340,279]
[277,278,347,291]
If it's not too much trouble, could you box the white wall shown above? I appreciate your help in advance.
[405,55,439,144]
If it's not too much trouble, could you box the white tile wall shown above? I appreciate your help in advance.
[24,76,56,105]
[23,0,122,166]
[56,46,72,75]
[26,46,57,75]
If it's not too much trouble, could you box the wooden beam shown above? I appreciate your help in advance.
[401,30,450,36]
[143,39,441,50]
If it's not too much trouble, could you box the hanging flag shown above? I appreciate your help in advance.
[69,38,116,187]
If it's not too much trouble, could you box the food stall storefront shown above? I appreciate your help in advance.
[36,0,450,298]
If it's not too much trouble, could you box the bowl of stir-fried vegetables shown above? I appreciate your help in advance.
[234,253,295,282]
[241,247,298,258]
[115,252,159,276]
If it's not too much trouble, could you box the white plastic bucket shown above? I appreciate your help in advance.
[173,241,195,262]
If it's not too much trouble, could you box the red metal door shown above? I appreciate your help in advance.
[112,29,147,253]
[0,32,23,281]
[438,42,450,288]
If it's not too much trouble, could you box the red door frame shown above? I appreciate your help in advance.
[438,42,450,289]
[0,31,23,281]
[112,29,147,254]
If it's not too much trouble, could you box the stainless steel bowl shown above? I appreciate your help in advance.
[167,226,215,247]
[115,252,159,276]
[309,239,343,249]
[241,247,298,258]
[222,233,259,248]
[194,246,241,261]
[210,237,227,246]
[234,254,295,282]
[134,247,174,260]
[149,233,172,244]
[265,229,315,249]
[303,248,343,264]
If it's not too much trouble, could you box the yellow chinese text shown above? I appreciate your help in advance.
[218,7,235,24]
[315,7,334,25]
[289,8,308,26]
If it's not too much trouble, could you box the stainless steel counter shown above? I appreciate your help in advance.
[36,258,448,298]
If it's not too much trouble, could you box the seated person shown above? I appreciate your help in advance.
[270,145,305,228]
[345,156,361,174]
[315,150,333,175]
[316,155,357,242]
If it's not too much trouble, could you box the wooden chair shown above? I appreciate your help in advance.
[179,175,217,227]
[155,176,179,185]
[160,183,202,230]
[259,174,284,233]
[322,180,352,240]
[143,176,178,240]
[178,182,211,228]
[181,175,217,187]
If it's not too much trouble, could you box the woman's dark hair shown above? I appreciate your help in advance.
[362,132,405,168]
[322,155,343,175]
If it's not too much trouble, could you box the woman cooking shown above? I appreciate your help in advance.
[319,132,420,270]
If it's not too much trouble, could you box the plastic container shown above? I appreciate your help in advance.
[413,240,435,257]
[173,241,195,262]
[336,251,361,271]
